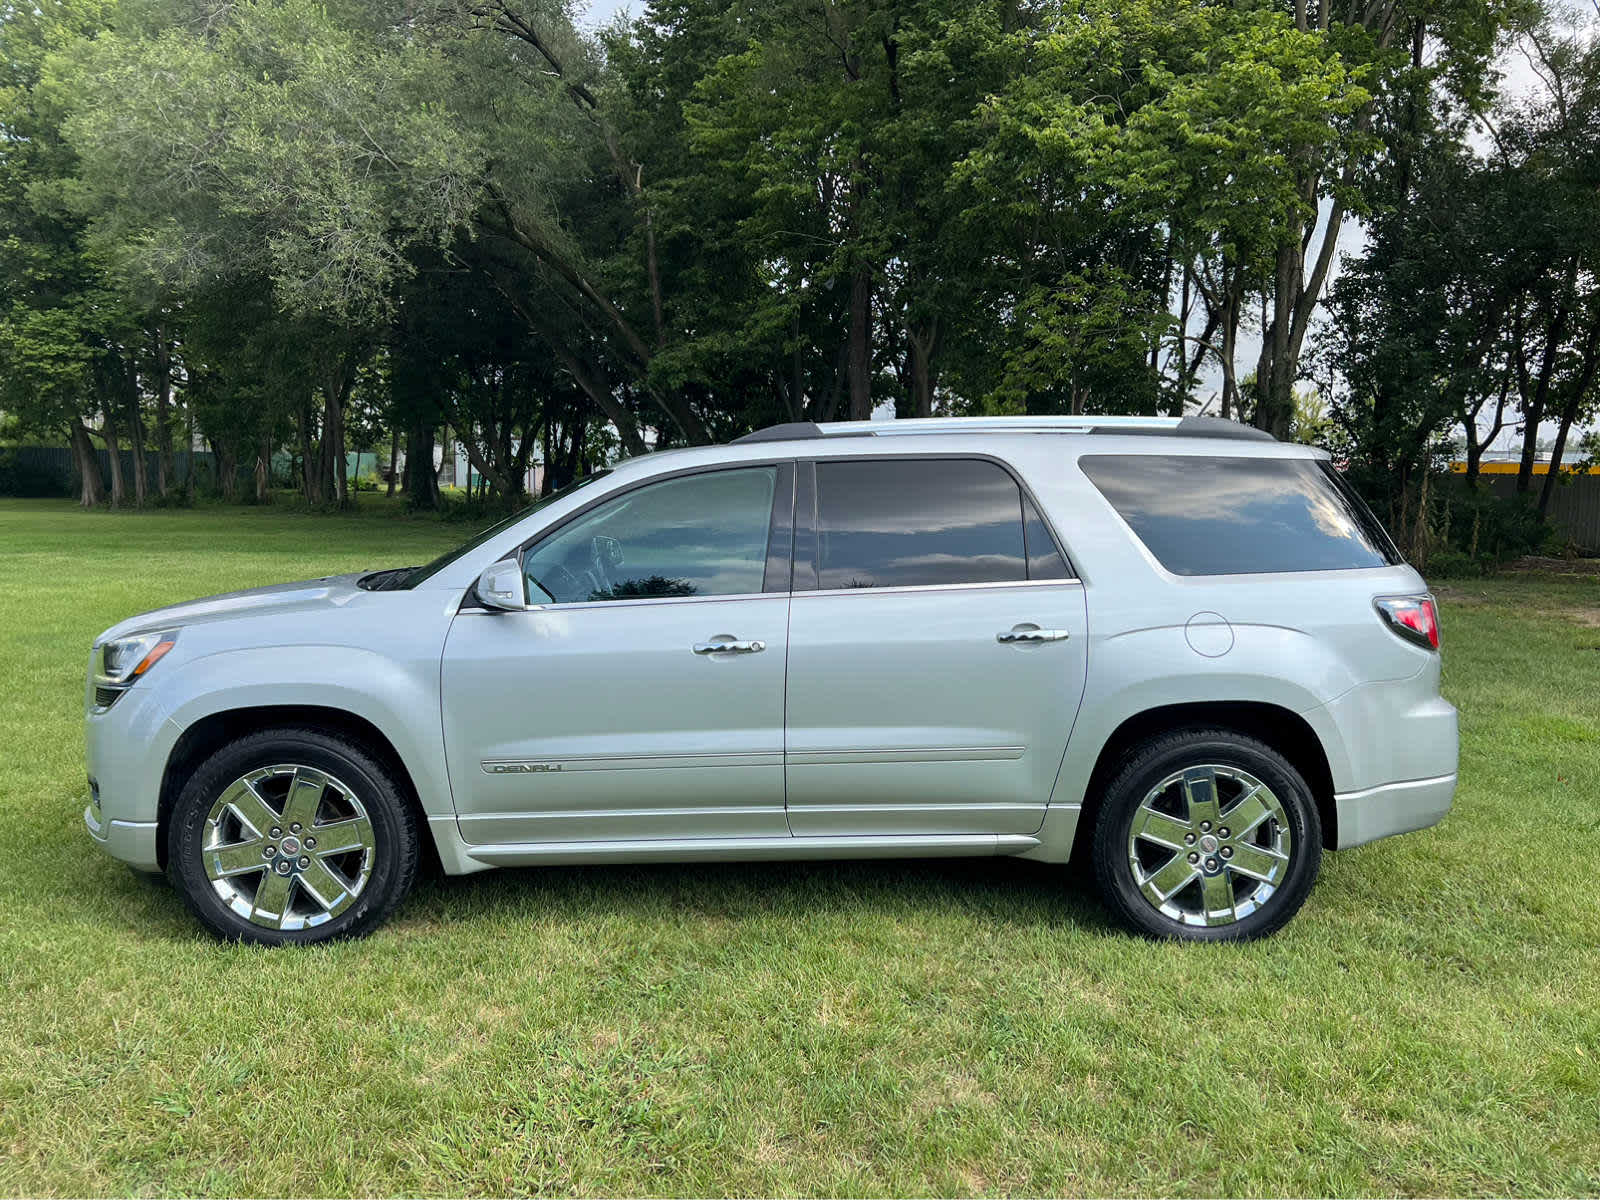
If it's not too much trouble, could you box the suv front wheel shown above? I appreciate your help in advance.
[167,727,419,945]
[1092,729,1322,941]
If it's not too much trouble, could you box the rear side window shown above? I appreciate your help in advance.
[1079,454,1400,576]
[810,458,1069,589]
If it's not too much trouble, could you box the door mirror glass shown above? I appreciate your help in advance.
[474,560,528,611]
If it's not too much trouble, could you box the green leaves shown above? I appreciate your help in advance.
[61,0,488,318]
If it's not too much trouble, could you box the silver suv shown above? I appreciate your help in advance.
[84,416,1458,944]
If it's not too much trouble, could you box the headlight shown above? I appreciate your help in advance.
[95,629,180,688]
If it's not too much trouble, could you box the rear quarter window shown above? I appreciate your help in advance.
[1079,454,1400,576]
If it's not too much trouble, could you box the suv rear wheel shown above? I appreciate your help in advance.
[1092,729,1322,941]
[167,728,418,945]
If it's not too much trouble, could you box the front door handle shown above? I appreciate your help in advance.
[693,638,766,655]
[997,628,1071,644]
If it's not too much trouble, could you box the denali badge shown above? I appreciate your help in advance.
[482,761,564,774]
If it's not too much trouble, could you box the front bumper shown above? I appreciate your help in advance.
[1333,772,1456,849]
[84,801,161,871]
[84,669,179,872]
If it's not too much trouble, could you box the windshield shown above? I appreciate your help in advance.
[400,472,612,589]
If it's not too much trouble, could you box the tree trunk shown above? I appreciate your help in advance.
[211,436,239,501]
[1219,270,1241,420]
[454,425,512,501]
[1255,247,1299,439]
[328,384,348,507]
[848,266,873,420]
[102,407,126,508]
[68,419,105,508]
[1538,304,1600,517]
[540,418,556,495]
[387,425,400,498]
[563,411,588,483]
[126,385,149,509]
[908,321,938,418]
[298,400,322,505]
[151,330,176,497]
[1517,258,1580,495]
[405,422,440,510]
[255,436,272,503]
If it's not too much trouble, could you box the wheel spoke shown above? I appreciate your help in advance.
[1131,806,1192,851]
[1127,763,1293,931]
[203,762,381,932]
[297,857,353,912]
[310,815,373,857]
[252,870,294,928]
[1199,869,1236,925]
[205,840,268,880]
[1180,767,1222,828]
[280,767,326,830]
[1226,841,1289,883]
[1220,784,1274,837]
[220,777,280,839]
[1141,851,1200,903]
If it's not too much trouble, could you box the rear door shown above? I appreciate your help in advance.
[783,456,1089,837]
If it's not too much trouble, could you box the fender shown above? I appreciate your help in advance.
[156,644,456,818]
[1047,621,1360,817]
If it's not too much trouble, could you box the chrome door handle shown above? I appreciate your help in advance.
[693,639,766,654]
[997,628,1070,643]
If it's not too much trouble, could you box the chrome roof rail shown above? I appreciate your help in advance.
[730,415,1274,444]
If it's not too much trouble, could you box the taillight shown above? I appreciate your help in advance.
[1374,594,1440,651]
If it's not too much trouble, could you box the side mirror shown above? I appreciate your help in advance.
[474,560,528,611]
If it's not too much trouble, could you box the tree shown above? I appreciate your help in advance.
[1326,2,1600,523]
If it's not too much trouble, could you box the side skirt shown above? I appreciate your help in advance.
[425,817,1041,874]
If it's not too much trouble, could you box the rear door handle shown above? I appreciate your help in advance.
[997,628,1070,643]
[693,638,766,654]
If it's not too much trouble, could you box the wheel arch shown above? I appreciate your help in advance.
[156,705,433,873]
[1068,700,1338,864]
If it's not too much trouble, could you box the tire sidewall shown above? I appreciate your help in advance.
[1095,732,1322,942]
[167,730,413,945]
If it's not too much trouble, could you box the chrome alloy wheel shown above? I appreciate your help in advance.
[201,764,376,931]
[1126,764,1293,928]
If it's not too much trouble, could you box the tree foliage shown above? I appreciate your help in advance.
[2,0,1592,540]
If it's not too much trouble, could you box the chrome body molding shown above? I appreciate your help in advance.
[480,751,783,773]
[453,831,1042,870]
[783,746,1024,766]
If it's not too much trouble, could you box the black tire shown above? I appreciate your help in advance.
[1091,728,1322,942]
[167,727,419,946]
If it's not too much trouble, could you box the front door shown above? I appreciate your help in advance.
[441,464,794,846]
[784,456,1089,836]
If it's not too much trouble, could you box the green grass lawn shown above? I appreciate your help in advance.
[1,497,1598,1197]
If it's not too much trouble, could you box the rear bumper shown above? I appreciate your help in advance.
[1333,772,1455,850]
[84,802,161,872]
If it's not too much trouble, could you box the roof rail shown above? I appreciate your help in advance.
[730,415,1274,444]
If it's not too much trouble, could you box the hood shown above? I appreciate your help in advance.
[94,572,373,645]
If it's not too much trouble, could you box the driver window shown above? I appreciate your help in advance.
[521,467,779,604]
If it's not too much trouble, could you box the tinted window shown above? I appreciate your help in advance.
[1079,454,1400,576]
[813,459,1031,589]
[523,467,778,603]
[1023,493,1071,580]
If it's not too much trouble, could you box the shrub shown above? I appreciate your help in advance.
[1446,484,1549,566]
